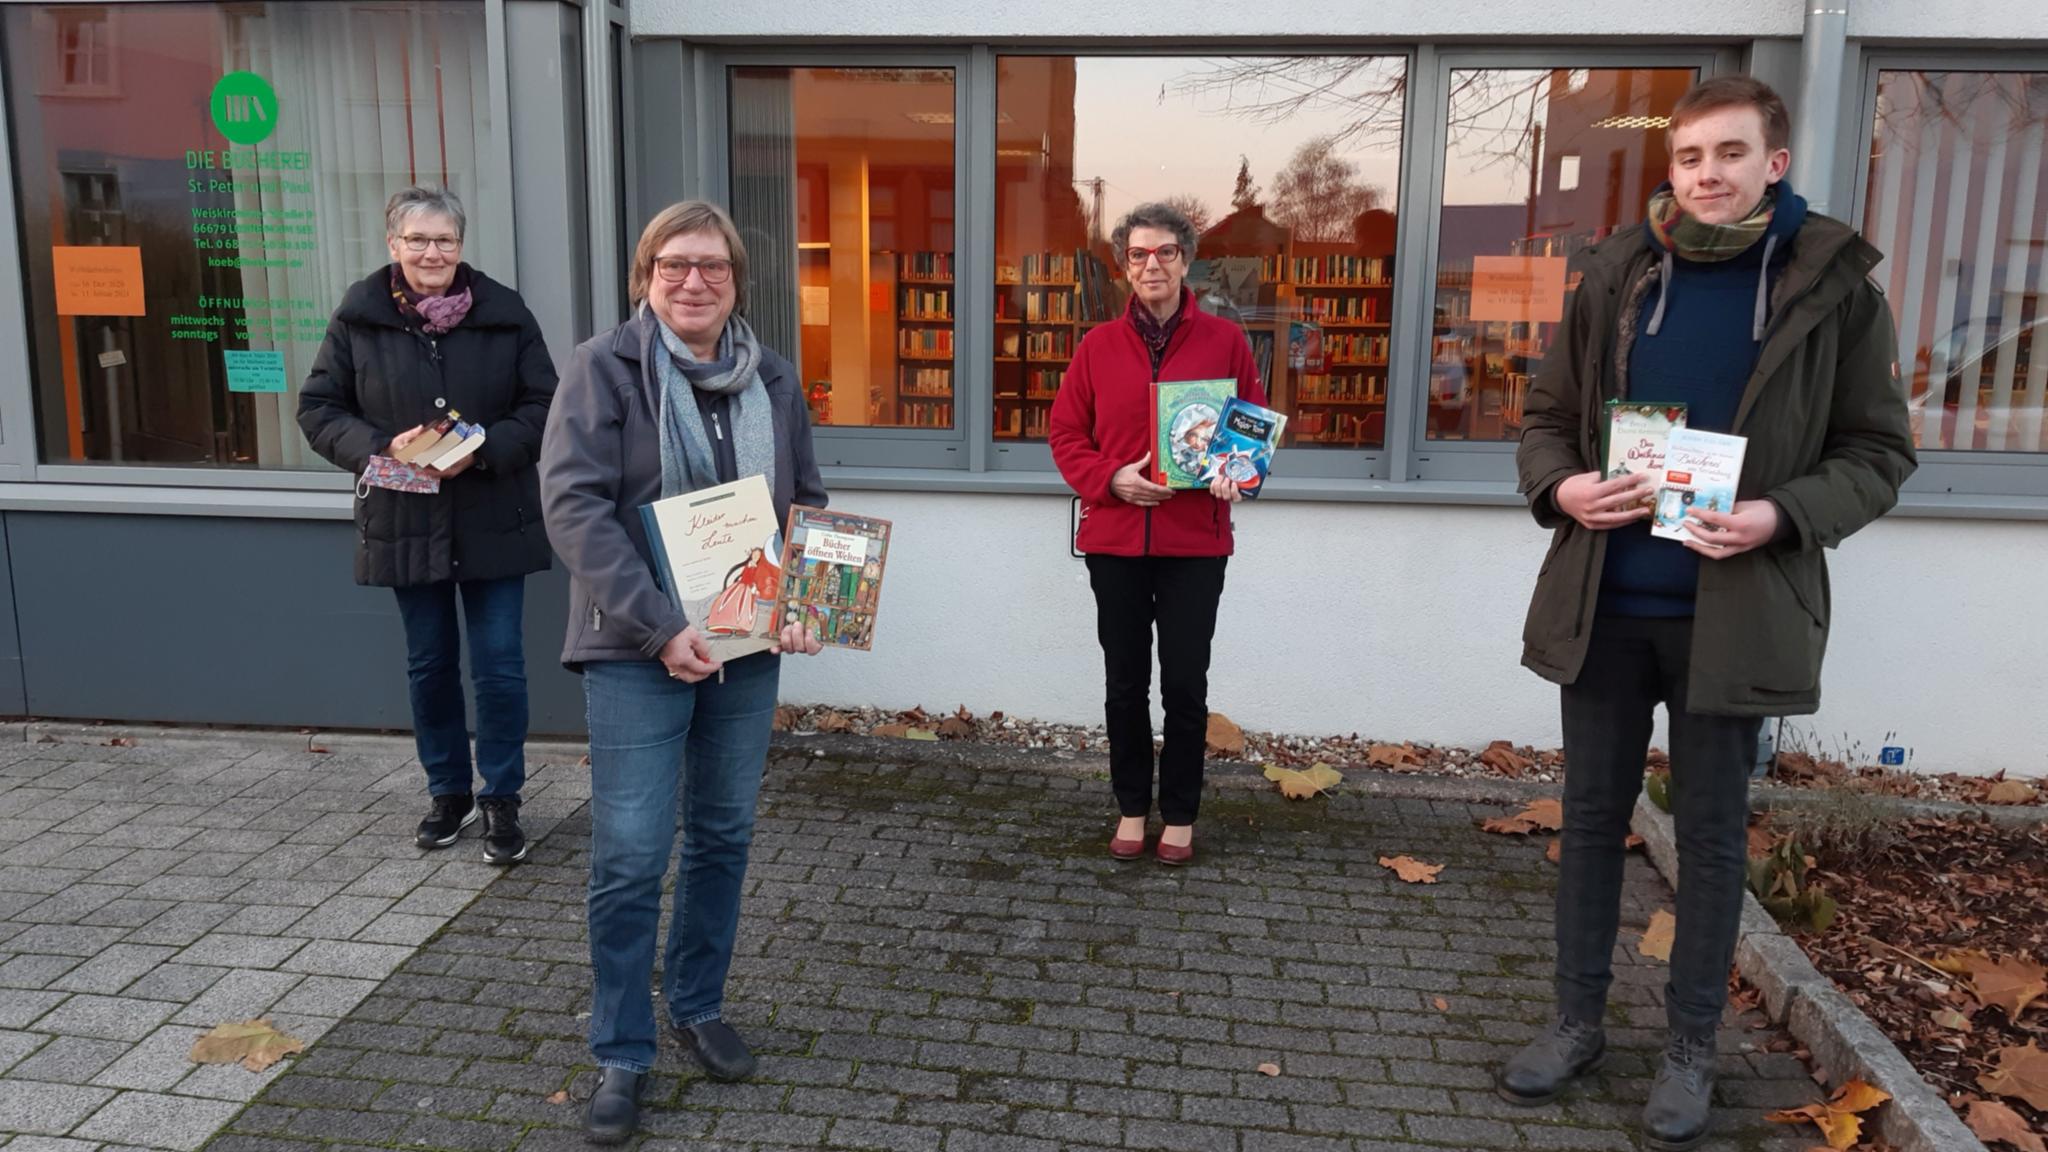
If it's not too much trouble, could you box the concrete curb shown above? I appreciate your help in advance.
[1629,793,1986,1152]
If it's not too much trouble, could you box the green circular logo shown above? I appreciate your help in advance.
[209,71,278,145]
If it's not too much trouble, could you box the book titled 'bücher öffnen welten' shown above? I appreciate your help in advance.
[776,507,891,651]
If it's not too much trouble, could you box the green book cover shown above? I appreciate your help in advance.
[1152,378,1236,489]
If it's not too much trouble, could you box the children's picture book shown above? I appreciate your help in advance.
[639,474,783,663]
[1149,378,1237,488]
[1287,321,1325,372]
[1651,428,1748,542]
[775,507,891,651]
[1604,400,1686,510]
[1199,397,1287,498]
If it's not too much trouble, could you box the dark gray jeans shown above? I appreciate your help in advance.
[1555,615,1760,1037]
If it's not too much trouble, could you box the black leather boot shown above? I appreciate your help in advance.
[674,1019,757,1082]
[583,1067,646,1145]
[1496,1015,1607,1105]
[1643,1030,1717,1150]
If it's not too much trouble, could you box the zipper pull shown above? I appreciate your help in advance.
[712,412,724,442]
[591,604,602,632]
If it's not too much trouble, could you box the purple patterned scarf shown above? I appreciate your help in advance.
[390,263,474,335]
[1129,288,1188,371]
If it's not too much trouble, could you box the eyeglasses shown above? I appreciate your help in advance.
[655,258,734,285]
[1123,244,1184,268]
[400,235,461,253]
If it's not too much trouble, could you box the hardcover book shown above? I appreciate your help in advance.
[1199,397,1287,498]
[776,507,891,651]
[639,474,783,663]
[1651,428,1748,542]
[1603,400,1686,481]
[1149,378,1236,489]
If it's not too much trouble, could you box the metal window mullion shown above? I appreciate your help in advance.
[962,45,995,473]
[1387,43,1439,482]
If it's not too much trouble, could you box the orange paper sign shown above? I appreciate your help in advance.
[1470,255,1566,324]
[53,246,145,316]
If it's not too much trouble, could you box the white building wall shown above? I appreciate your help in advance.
[778,492,2048,776]
[634,0,2048,40]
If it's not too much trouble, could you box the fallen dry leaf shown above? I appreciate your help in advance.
[772,705,802,732]
[1478,740,1533,777]
[1935,951,2047,1018]
[1967,1098,2048,1152]
[871,722,911,739]
[1985,779,2040,806]
[1639,909,1676,962]
[1206,713,1247,758]
[814,710,855,733]
[1933,1007,1975,1032]
[1545,838,1561,864]
[1264,763,1342,800]
[1378,855,1444,884]
[1256,1062,1281,1077]
[545,1090,571,1106]
[107,736,136,747]
[1365,742,1423,770]
[905,728,939,742]
[1433,997,1450,1012]
[936,715,976,740]
[1481,797,1564,836]
[189,1018,305,1072]
[1982,1044,2048,1111]
[308,745,331,755]
[1766,1079,1891,1150]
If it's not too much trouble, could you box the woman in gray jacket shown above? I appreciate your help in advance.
[539,200,827,1145]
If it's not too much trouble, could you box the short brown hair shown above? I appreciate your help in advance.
[629,200,749,312]
[1667,76,1791,154]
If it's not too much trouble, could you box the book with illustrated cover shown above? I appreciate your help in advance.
[775,507,891,651]
[1199,397,1287,498]
[639,474,783,663]
[392,412,487,472]
[1149,378,1236,488]
[1651,428,1748,541]
[1604,400,1685,510]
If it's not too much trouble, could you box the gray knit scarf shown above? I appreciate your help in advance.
[651,309,776,499]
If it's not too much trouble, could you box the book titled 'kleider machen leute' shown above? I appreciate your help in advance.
[639,474,782,663]
[1651,428,1748,542]
[1199,397,1287,497]
[1150,378,1236,488]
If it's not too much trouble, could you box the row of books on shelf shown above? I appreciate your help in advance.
[901,288,951,321]
[896,400,953,428]
[1307,297,1385,324]
[1292,410,1380,444]
[899,366,953,396]
[1296,374,1388,404]
[1325,333,1389,364]
[1023,291,1074,323]
[995,407,1051,439]
[997,330,1074,360]
[899,251,953,281]
[1027,368,1062,399]
[900,329,954,357]
[1290,255,1389,286]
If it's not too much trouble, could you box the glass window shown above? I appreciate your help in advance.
[995,56,1406,447]
[1866,70,2048,453]
[4,1,495,470]
[1428,66,1696,442]
[729,66,957,431]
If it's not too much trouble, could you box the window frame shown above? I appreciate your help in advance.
[42,6,119,99]
[707,48,981,472]
[1407,46,1733,483]
[1851,49,2048,500]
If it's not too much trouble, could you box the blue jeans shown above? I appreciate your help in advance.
[583,652,780,1073]
[391,576,529,798]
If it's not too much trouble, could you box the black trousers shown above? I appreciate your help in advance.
[1084,554,1227,826]
[1556,615,1761,1038]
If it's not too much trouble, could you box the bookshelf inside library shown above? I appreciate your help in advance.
[991,250,1117,441]
[891,250,955,429]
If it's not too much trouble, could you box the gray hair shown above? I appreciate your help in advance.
[1110,202,1198,262]
[385,185,467,241]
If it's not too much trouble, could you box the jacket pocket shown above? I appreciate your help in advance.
[1768,549,1827,631]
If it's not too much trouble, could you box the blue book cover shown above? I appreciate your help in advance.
[1199,397,1287,497]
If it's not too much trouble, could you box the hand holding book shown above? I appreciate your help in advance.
[1555,470,1655,530]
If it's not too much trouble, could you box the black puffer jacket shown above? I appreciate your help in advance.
[298,265,557,587]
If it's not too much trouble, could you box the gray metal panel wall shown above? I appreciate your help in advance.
[0,517,27,716]
[7,513,586,734]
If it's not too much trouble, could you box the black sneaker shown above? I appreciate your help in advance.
[479,796,527,864]
[416,793,478,850]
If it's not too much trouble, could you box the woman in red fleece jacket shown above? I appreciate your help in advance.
[1049,202,1267,866]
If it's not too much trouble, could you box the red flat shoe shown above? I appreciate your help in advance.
[1156,832,1194,866]
[1109,833,1146,861]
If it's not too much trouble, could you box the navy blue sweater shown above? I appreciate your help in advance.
[1599,184,1806,617]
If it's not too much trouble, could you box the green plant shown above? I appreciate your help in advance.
[1747,835,1838,933]
[1769,791,1902,870]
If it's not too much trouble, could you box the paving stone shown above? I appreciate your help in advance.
[48,944,182,995]
[32,994,178,1041]
[0,1081,117,1136]
[0,1026,50,1072]
[279,941,412,981]
[267,975,379,1019]
[214,906,310,938]
[72,1090,241,1151]
[351,913,443,947]
[9,1034,130,1084]
[171,934,305,970]
[169,970,304,1027]
[0,988,68,1028]
[121,963,229,1004]
[90,1023,208,1091]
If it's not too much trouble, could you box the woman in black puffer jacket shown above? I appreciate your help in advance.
[297,184,556,866]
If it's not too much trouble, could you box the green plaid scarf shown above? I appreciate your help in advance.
[1646,184,1777,262]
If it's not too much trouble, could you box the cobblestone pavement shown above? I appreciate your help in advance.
[0,732,587,1152]
[123,745,1833,1152]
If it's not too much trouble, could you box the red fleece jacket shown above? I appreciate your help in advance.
[1050,291,1267,557]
